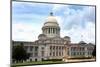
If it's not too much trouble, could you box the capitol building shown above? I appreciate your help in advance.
[13,12,94,61]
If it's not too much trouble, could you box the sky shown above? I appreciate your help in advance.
[12,1,96,43]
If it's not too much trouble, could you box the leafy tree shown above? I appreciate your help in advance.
[12,43,30,63]
[92,45,96,57]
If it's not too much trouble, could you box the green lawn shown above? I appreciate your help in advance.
[11,61,65,67]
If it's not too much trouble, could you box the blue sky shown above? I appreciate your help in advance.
[12,1,95,43]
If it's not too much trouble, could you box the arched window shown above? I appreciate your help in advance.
[35,58,37,61]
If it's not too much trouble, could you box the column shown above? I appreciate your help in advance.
[52,28,54,34]
[51,46,53,56]
[55,46,56,56]
[58,46,60,56]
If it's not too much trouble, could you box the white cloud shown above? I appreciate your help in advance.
[12,22,42,41]
[52,4,69,13]
[61,22,95,43]
[12,2,95,44]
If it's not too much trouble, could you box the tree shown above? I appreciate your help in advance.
[92,45,96,57]
[12,44,30,63]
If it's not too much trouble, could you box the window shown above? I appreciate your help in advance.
[73,52,76,56]
[50,46,52,50]
[53,28,55,33]
[77,52,79,55]
[42,58,44,61]
[59,52,61,56]
[41,51,44,57]
[30,53,33,57]
[35,46,38,51]
[56,46,58,50]
[20,42,24,45]
[35,58,37,61]
[53,46,55,50]
[41,47,44,50]
[50,52,52,56]
[71,47,73,51]
[56,51,58,56]
[71,52,73,56]
[34,52,38,57]
[83,52,85,55]
[59,47,61,50]
[62,52,63,56]
[53,52,55,56]
[30,46,33,51]
[24,46,28,50]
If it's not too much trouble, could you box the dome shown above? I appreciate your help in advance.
[38,34,47,40]
[38,34,46,37]
[42,12,60,38]
[79,41,86,44]
[45,16,57,23]
[64,36,71,42]
[43,12,59,27]
[44,22,59,27]
[64,36,70,38]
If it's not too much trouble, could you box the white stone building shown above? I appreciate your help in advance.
[13,12,95,61]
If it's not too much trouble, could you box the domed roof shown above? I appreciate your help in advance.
[45,16,57,23]
[38,34,47,40]
[79,41,86,44]
[64,36,70,38]
[38,34,46,37]
[43,12,59,27]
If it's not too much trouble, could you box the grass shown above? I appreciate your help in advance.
[11,58,96,67]
[11,61,65,67]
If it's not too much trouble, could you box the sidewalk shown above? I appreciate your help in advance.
[64,59,96,62]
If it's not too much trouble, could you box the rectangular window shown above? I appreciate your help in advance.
[53,28,55,33]
[50,46,52,50]
[35,46,38,51]
[24,46,28,50]
[30,46,33,51]
[56,51,58,56]
[30,53,33,57]
[34,52,38,57]
[41,47,44,50]
[50,52,52,56]
[53,46,55,50]
[41,51,44,57]
[59,52,61,56]
[53,52,55,56]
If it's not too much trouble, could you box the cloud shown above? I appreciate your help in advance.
[60,6,95,30]
[52,4,69,13]
[51,4,95,30]
[12,22,42,41]
[61,22,95,43]
[12,2,95,43]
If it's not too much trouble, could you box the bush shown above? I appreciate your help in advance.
[70,57,92,59]
[43,59,62,61]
